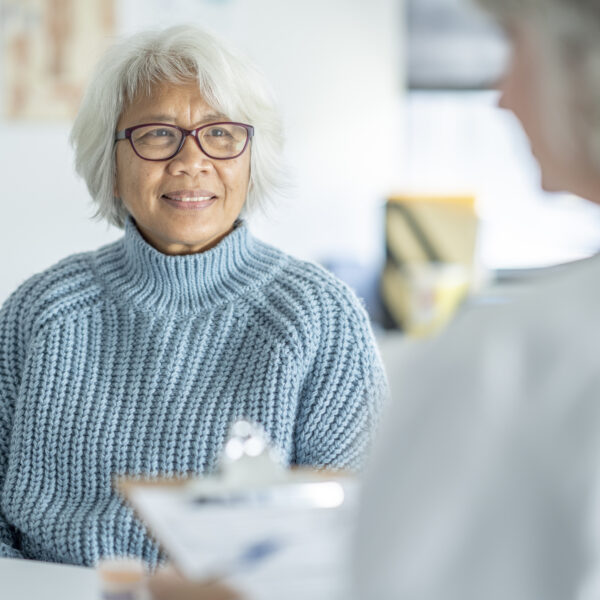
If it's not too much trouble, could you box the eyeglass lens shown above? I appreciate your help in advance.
[130,124,249,159]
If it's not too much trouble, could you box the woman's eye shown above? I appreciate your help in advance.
[134,127,178,144]
[208,127,232,138]
[150,128,175,137]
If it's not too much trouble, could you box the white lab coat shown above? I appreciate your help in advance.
[354,255,600,600]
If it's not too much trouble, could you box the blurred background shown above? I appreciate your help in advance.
[2,0,600,333]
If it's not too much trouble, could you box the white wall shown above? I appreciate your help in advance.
[0,0,404,305]
[403,91,600,270]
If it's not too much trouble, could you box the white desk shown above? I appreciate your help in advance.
[0,556,347,600]
[0,557,98,600]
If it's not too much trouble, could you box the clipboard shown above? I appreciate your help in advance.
[117,468,358,593]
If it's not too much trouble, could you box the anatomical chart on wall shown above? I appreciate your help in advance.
[1,0,115,119]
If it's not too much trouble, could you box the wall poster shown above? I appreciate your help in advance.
[1,0,115,119]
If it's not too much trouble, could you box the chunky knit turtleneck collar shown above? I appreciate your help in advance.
[98,217,279,314]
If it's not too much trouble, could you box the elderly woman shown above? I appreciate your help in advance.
[356,1,600,599]
[0,25,386,567]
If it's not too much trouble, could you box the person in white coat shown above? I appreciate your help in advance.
[354,0,600,599]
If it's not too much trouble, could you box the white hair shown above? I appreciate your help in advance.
[70,25,287,228]
[475,0,600,171]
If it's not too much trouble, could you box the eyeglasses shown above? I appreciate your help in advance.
[114,121,254,161]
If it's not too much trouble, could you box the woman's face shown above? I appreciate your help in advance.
[115,80,251,255]
[498,22,600,201]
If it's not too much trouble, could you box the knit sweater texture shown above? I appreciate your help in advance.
[0,218,386,567]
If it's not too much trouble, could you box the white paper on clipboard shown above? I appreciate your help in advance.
[119,471,359,600]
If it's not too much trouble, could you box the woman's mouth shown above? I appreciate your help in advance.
[161,191,217,208]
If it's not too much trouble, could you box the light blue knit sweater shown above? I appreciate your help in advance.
[0,218,386,567]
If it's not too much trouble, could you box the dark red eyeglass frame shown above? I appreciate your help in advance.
[114,121,254,161]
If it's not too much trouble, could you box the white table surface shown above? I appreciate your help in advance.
[0,557,98,600]
[0,556,348,600]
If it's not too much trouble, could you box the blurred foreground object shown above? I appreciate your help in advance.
[148,567,241,600]
[96,557,241,600]
[97,557,148,600]
[220,419,285,486]
[357,256,600,599]
[118,420,357,600]
[381,194,478,335]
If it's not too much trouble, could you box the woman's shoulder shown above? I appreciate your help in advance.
[257,242,369,320]
[248,242,378,368]
[1,245,112,332]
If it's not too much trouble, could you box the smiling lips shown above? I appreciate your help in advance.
[162,190,217,208]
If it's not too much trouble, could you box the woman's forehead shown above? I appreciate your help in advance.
[120,80,226,127]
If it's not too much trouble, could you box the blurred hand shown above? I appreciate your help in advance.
[148,567,243,600]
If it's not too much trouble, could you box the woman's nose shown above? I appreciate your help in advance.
[168,134,213,175]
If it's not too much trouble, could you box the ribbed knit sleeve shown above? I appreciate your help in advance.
[290,266,388,471]
[0,279,34,558]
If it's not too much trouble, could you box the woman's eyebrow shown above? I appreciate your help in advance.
[136,113,228,124]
